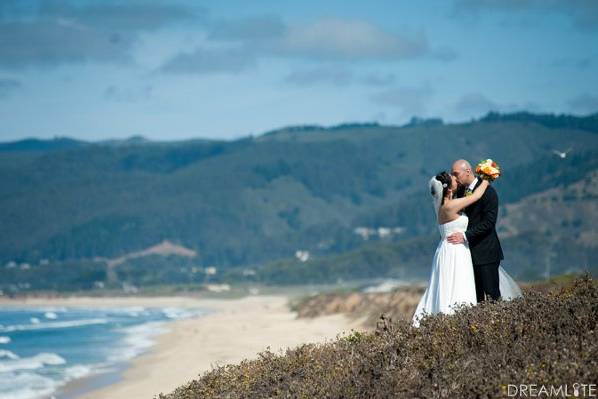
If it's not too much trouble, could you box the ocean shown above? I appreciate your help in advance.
[0,305,206,399]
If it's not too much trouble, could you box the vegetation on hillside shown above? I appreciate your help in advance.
[158,275,598,399]
[1,112,597,292]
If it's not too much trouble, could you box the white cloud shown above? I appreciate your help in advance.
[278,18,429,61]
[161,16,454,74]
[0,1,203,69]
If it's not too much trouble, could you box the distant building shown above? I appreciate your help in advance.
[354,227,375,240]
[295,250,310,262]
[377,227,391,238]
[122,283,139,294]
[354,226,405,240]
[205,284,231,293]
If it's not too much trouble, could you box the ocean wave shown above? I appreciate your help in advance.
[162,307,204,320]
[0,362,106,399]
[63,364,93,380]
[119,306,150,318]
[0,352,65,373]
[108,321,167,362]
[0,307,206,398]
[0,371,57,399]
[44,312,58,320]
[0,318,108,333]
[0,350,19,360]
[107,308,205,363]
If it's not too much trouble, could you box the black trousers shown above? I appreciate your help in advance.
[473,261,501,302]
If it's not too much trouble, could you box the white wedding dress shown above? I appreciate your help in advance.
[412,214,522,327]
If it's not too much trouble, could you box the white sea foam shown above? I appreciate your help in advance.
[44,312,58,320]
[108,321,167,363]
[162,307,186,319]
[0,318,107,333]
[0,307,207,399]
[63,364,92,380]
[0,350,19,360]
[162,307,203,320]
[120,306,148,318]
[0,352,65,373]
[0,362,104,399]
[29,317,40,324]
[0,371,57,399]
[108,308,205,362]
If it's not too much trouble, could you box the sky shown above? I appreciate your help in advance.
[0,0,597,142]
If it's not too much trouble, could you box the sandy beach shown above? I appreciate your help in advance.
[0,294,365,399]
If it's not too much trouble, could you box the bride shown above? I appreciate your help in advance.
[412,172,522,326]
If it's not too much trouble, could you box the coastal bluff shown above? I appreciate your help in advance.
[158,276,597,398]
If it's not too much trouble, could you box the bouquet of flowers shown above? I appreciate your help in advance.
[475,159,501,181]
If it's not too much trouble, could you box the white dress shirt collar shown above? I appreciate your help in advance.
[467,177,479,192]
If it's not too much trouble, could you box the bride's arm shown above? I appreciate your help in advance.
[445,180,489,213]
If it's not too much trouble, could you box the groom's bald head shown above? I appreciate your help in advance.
[451,159,475,186]
[453,159,471,172]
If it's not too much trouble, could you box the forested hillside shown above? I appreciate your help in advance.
[1,112,597,292]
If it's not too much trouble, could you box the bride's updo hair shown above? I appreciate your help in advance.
[434,171,452,205]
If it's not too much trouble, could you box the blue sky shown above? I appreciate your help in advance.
[0,0,597,142]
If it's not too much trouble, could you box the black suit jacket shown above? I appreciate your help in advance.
[463,179,504,265]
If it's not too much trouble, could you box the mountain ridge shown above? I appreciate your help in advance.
[0,111,596,292]
[1,111,597,149]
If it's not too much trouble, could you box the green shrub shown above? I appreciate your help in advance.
[158,275,597,398]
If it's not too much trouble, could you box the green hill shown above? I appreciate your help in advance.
[1,112,597,292]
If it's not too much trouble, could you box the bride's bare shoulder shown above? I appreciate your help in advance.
[437,206,464,225]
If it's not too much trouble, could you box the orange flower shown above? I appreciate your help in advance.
[476,159,501,181]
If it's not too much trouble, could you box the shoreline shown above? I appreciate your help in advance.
[0,295,213,308]
[1,294,366,399]
[81,294,365,399]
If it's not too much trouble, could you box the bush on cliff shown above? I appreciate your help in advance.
[159,276,597,398]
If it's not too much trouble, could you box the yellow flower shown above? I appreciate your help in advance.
[475,158,501,181]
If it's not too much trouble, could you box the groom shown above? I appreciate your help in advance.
[447,159,504,302]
